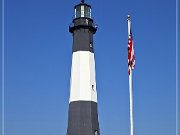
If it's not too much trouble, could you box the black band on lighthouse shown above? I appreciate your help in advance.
[69,18,97,53]
[72,28,94,53]
[67,101,100,135]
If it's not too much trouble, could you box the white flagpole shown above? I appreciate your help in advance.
[128,15,134,135]
[129,69,134,135]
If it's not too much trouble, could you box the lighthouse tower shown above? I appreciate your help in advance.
[67,0,100,135]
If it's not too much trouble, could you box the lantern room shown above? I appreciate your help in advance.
[74,1,91,19]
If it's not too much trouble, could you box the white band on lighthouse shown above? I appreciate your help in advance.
[69,51,97,103]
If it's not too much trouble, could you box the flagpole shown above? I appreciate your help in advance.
[127,15,134,135]
[129,69,134,135]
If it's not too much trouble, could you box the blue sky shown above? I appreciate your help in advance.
[0,0,178,135]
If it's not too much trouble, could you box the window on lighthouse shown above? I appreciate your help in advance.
[81,5,85,17]
[92,85,94,91]
[84,6,91,18]
[75,6,81,18]
[90,42,93,48]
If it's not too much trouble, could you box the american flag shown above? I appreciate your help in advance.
[128,31,135,75]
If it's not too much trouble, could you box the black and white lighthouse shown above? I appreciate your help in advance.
[67,0,100,135]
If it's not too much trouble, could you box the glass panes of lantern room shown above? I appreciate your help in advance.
[75,5,91,18]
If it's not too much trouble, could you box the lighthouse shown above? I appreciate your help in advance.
[67,0,100,135]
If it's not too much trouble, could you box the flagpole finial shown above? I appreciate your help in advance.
[127,15,131,21]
